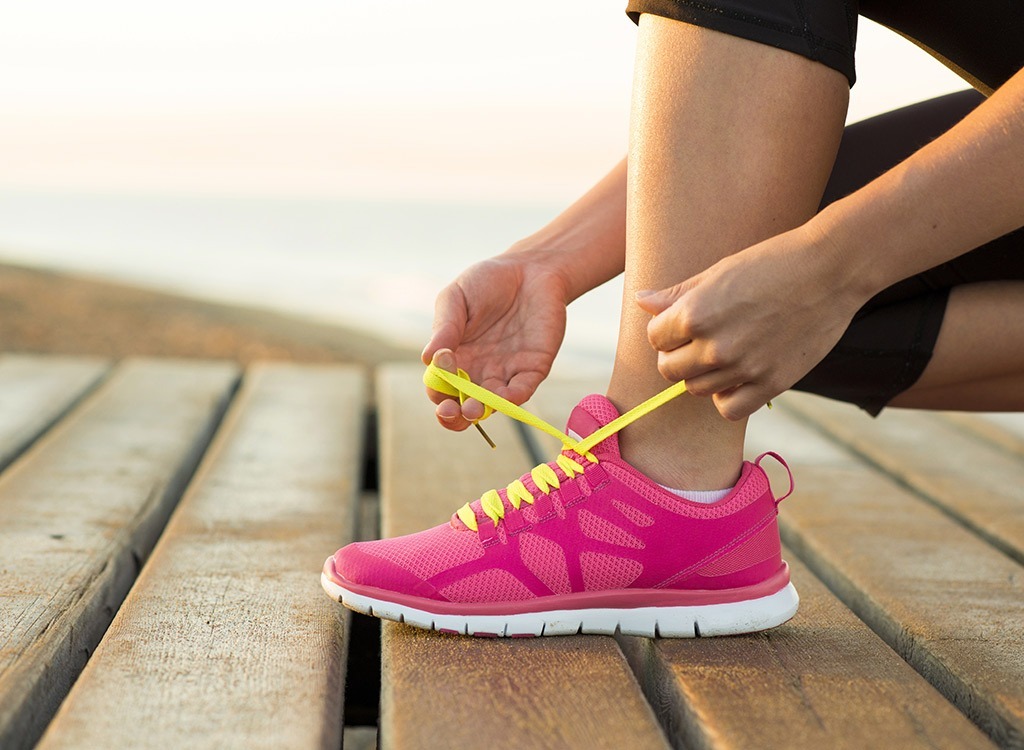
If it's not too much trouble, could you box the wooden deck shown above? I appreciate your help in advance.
[0,355,1021,749]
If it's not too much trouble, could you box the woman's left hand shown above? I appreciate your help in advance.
[636,223,867,421]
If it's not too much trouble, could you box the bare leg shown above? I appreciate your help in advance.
[888,281,1024,410]
[607,16,848,488]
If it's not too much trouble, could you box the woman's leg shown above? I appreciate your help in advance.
[606,15,848,489]
[791,89,1024,414]
[889,281,1024,410]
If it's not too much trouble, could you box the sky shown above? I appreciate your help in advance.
[0,0,970,204]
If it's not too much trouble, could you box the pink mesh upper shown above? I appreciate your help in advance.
[578,509,644,549]
[697,521,780,577]
[569,395,621,456]
[612,499,655,527]
[329,392,788,610]
[580,551,643,590]
[518,532,571,594]
[438,568,536,602]
[606,461,767,519]
[360,524,483,579]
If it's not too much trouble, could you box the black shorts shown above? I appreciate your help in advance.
[625,0,1024,92]
[625,3,1024,415]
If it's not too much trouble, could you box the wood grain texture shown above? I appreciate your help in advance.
[0,354,109,471]
[782,392,1024,565]
[619,550,994,750]
[746,400,1024,748]
[529,379,992,749]
[932,412,1024,463]
[0,358,238,750]
[38,364,366,750]
[376,365,670,750]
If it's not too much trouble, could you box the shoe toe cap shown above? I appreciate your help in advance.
[326,541,439,598]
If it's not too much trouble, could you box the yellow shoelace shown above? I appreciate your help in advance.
[423,364,691,531]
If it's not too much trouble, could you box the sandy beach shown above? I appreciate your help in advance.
[0,262,415,366]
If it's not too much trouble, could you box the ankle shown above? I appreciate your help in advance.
[605,393,745,489]
[618,431,744,489]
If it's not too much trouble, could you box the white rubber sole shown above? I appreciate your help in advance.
[321,573,799,638]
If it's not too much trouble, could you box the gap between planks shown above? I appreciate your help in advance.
[782,391,1024,568]
[38,363,367,750]
[746,397,1024,747]
[0,354,110,472]
[375,365,671,750]
[527,379,995,750]
[0,358,239,750]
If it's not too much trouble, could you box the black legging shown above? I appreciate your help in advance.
[794,89,1024,414]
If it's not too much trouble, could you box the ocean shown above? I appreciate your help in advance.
[0,190,622,375]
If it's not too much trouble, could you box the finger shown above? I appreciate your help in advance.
[422,285,468,365]
[712,383,773,422]
[425,348,460,405]
[647,299,695,353]
[635,275,700,316]
[436,399,473,431]
[460,397,485,422]
[504,370,545,406]
[682,368,743,398]
[654,344,715,384]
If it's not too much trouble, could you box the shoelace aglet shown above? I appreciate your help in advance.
[474,422,496,449]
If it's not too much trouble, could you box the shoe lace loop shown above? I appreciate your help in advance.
[458,453,588,529]
[425,363,692,532]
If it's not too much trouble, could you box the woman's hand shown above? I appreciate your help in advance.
[636,224,866,421]
[422,252,570,431]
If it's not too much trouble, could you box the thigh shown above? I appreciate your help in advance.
[820,89,983,209]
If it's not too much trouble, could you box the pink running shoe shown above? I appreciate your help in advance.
[322,391,798,638]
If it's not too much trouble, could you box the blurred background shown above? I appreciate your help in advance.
[0,0,968,370]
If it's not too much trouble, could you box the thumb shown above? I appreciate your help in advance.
[422,284,468,365]
[432,348,457,374]
[635,276,699,315]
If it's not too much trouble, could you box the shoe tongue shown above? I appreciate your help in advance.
[566,394,622,458]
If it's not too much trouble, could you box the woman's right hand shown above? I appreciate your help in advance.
[421,251,570,431]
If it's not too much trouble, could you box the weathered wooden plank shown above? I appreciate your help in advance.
[746,399,1024,748]
[976,413,1024,445]
[376,365,670,750]
[0,354,109,471]
[38,364,365,750]
[782,393,1024,565]
[529,379,992,749]
[0,358,238,750]
[935,411,1024,462]
[620,549,994,750]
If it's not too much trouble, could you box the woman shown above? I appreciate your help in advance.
[321,2,1024,637]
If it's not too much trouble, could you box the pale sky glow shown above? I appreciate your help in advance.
[0,0,969,203]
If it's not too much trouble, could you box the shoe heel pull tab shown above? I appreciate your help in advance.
[755,451,794,504]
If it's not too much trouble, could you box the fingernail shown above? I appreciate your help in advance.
[434,351,454,370]
[636,289,656,299]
